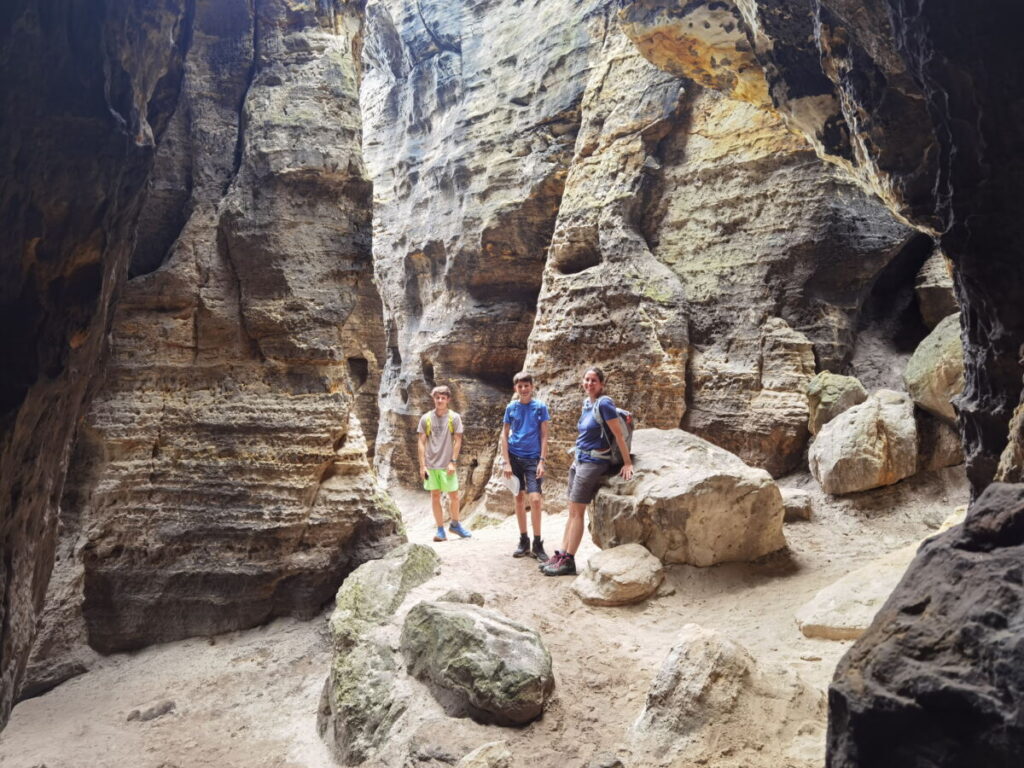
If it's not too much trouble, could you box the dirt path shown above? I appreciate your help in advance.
[0,467,967,768]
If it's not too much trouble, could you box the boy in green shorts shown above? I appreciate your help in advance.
[417,385,472,541]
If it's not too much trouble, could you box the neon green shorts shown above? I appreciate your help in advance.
[423,468,459,493]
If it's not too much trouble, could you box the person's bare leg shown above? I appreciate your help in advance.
[529,492,543,536]
[449,490,461,522]
[430,490,444,527]
[515,491,527,533]
[564,501,587,554]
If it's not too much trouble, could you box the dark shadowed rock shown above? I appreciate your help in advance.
[828,483,1024,767]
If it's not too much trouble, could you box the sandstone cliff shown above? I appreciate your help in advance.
[23,0,401,689]
[0,0,191,726]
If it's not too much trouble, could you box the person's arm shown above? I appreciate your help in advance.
[417,431,428,480]
[448,432,462,476]
[605,416,633,480]
[500,423,512,477]
[537,420,549,479]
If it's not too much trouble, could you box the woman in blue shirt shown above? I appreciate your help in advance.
[542,366,633,576]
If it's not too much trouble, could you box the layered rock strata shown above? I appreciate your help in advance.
[32,0,401,662]
[363,0,613,501]
[0,0,191,726]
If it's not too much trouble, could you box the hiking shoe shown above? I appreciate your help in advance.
[433,526,447,542]
[449,521,472,539]
[540,550,564,571]
[543,554,576,577]
[531,538,549,563]
[513,534,530,558]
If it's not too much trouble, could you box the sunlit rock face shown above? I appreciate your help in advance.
[363,0,612,499]
[25,0,401,667]
[0,0,191,727]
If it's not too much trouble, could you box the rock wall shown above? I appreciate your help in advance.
[363,0,613,499]
[523,17,913,481]
[24,0,401,674]
[0,0,191,726]
[614,2,1024,764]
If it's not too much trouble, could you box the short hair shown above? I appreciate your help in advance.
[431,385,452,398]
[513,371,534,385]
[584,366,606,383]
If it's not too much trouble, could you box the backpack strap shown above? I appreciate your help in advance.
[447,413,454,434]
[424,413,432,436]
[577,396,613,460]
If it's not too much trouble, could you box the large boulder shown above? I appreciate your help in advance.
[915,249,958,329]
[809,390,918,495]
[319,544,440,764]
[400,601,554,726]
[903,312,965,424]
[806,372,868,435]
[916,410,965,471]
[591,429,785,566]
[829,484,1024,767]
[571,543,665,607]
[631,624,825,767]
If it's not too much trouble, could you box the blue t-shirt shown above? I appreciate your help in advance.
[503,399,551,459]
[576,396,618,464]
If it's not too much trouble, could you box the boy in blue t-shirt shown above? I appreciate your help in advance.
[500,372,551,561]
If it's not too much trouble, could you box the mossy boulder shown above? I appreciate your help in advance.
[806,372,868,435]
[903,312,964,424]
[400,601,554,726]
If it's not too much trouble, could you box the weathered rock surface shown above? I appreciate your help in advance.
[829,483,1024,767]
[916,411,965,472]
[0,0,190,726]
[781,488,814,522]
[571,543,664,607]
[400,601,554,726]
[807,372,868,436]
[319,543,440,764]
[631,624,825,768]
[30,0,403,659]
[364,0,612,501]
[591,429,785,566]
[809,390,918,495]
[797,506,967,641]
[456,741,513,768]
[915,250,957,329]
[903,312,964,424]
[797,544,918,641]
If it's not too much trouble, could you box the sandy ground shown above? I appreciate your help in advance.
[0,466,968,768]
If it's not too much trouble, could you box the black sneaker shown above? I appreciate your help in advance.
[513,534,530,558]
[540,550,563,571]
[543,553,576,577]
[531,538,549,563]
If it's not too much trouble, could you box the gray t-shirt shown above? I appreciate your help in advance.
[417,409,464,469]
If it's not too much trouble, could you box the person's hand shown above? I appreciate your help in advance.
[419,466,428,481]
[447,460,456,476]
[536,461,546,479]
[502,465,512,479]
[619,463,634,481]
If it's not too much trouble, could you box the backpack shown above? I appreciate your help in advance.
[424,412,454,436]
[589,395,634,465]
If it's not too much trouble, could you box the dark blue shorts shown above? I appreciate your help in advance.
[509,453,542,495]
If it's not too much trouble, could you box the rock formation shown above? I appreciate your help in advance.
[400,601,555,726]
[0,0,191,726]
[631,624,825,767]
[809,389,918,495]
[903,312,964,424]
[915,250,957,330]
[829,484,1024,767]
[25,0,402,673]
[807,372,869,436]
[571,543,664,607]
[591,429,785,565]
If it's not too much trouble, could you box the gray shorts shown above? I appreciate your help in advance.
[567,461,609,504]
